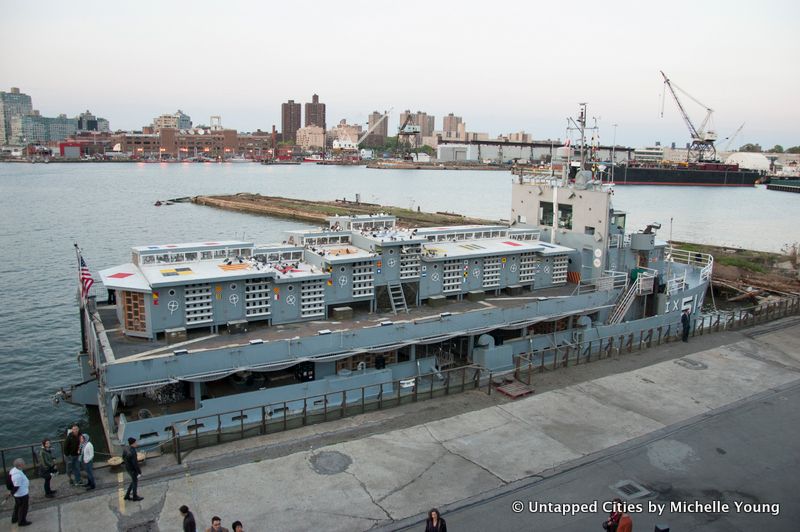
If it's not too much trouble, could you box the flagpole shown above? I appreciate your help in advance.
[75,243,88,353]
[74,243,83,309]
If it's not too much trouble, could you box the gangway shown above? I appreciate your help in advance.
[607,269,656,325]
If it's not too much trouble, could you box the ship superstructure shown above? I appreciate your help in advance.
[68,175,712,450]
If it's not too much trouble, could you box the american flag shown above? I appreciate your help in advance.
[80,255,94,299]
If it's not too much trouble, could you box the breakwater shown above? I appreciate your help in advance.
[192,193,499,226]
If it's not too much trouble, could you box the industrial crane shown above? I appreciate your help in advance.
[397,113,421,160]
[660,71,717,162]
[355,108,392,147]
[721,123,745,152]
[331,109,393,153]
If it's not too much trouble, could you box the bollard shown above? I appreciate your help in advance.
[172,426,181,465]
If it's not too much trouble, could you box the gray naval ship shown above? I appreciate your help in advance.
[66,172,712,451]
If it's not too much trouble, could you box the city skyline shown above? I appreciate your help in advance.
[1,0,798,148]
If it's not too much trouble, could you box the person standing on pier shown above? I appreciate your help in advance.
[205,515,229,532]
[80,434,96,490]
[9,457,32,526]
[681,308,691,342]
[617,507,634,532]
[179,505,197,532]
[122,437,143,501]
[64,424,83,486]
[424,508,447,532]
[37,439,57,498]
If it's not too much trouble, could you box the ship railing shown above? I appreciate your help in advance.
[700,258,714,281]
[609,233,632,249]
[666,271,688,295]
[123,364,493,463]
[512,294,800,384]
[636,267,658,295]
[572,270,628,295]
[517,173,561,185]
[666,247,714,280]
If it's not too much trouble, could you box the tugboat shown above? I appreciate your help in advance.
[64,109,712,452]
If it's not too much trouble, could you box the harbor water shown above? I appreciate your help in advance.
[0,162,797,449]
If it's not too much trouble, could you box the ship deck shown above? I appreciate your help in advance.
[96,283,582,364]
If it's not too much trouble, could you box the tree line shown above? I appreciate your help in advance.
[738,144,800,154]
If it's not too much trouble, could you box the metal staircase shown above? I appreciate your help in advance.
[388,282,408,314]
[607,271,656,325]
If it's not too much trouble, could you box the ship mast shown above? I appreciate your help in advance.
[566,103,600,180]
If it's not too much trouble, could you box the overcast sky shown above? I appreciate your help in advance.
[1,0,798,148]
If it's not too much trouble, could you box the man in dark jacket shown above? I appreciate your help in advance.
[180,505,197,532]
[681,308,691,342]
[64,424,82,486]
[122,437,143,501]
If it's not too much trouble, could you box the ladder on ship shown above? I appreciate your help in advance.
[607,272,656,325]
[388,282,408,314]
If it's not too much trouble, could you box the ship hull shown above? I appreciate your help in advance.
[612,165,760,186]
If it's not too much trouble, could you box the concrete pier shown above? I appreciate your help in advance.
[4,317,799,531]
[766,181,800,193]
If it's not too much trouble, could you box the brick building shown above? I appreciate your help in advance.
[281,100,302,143]
[304,94,326,131]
